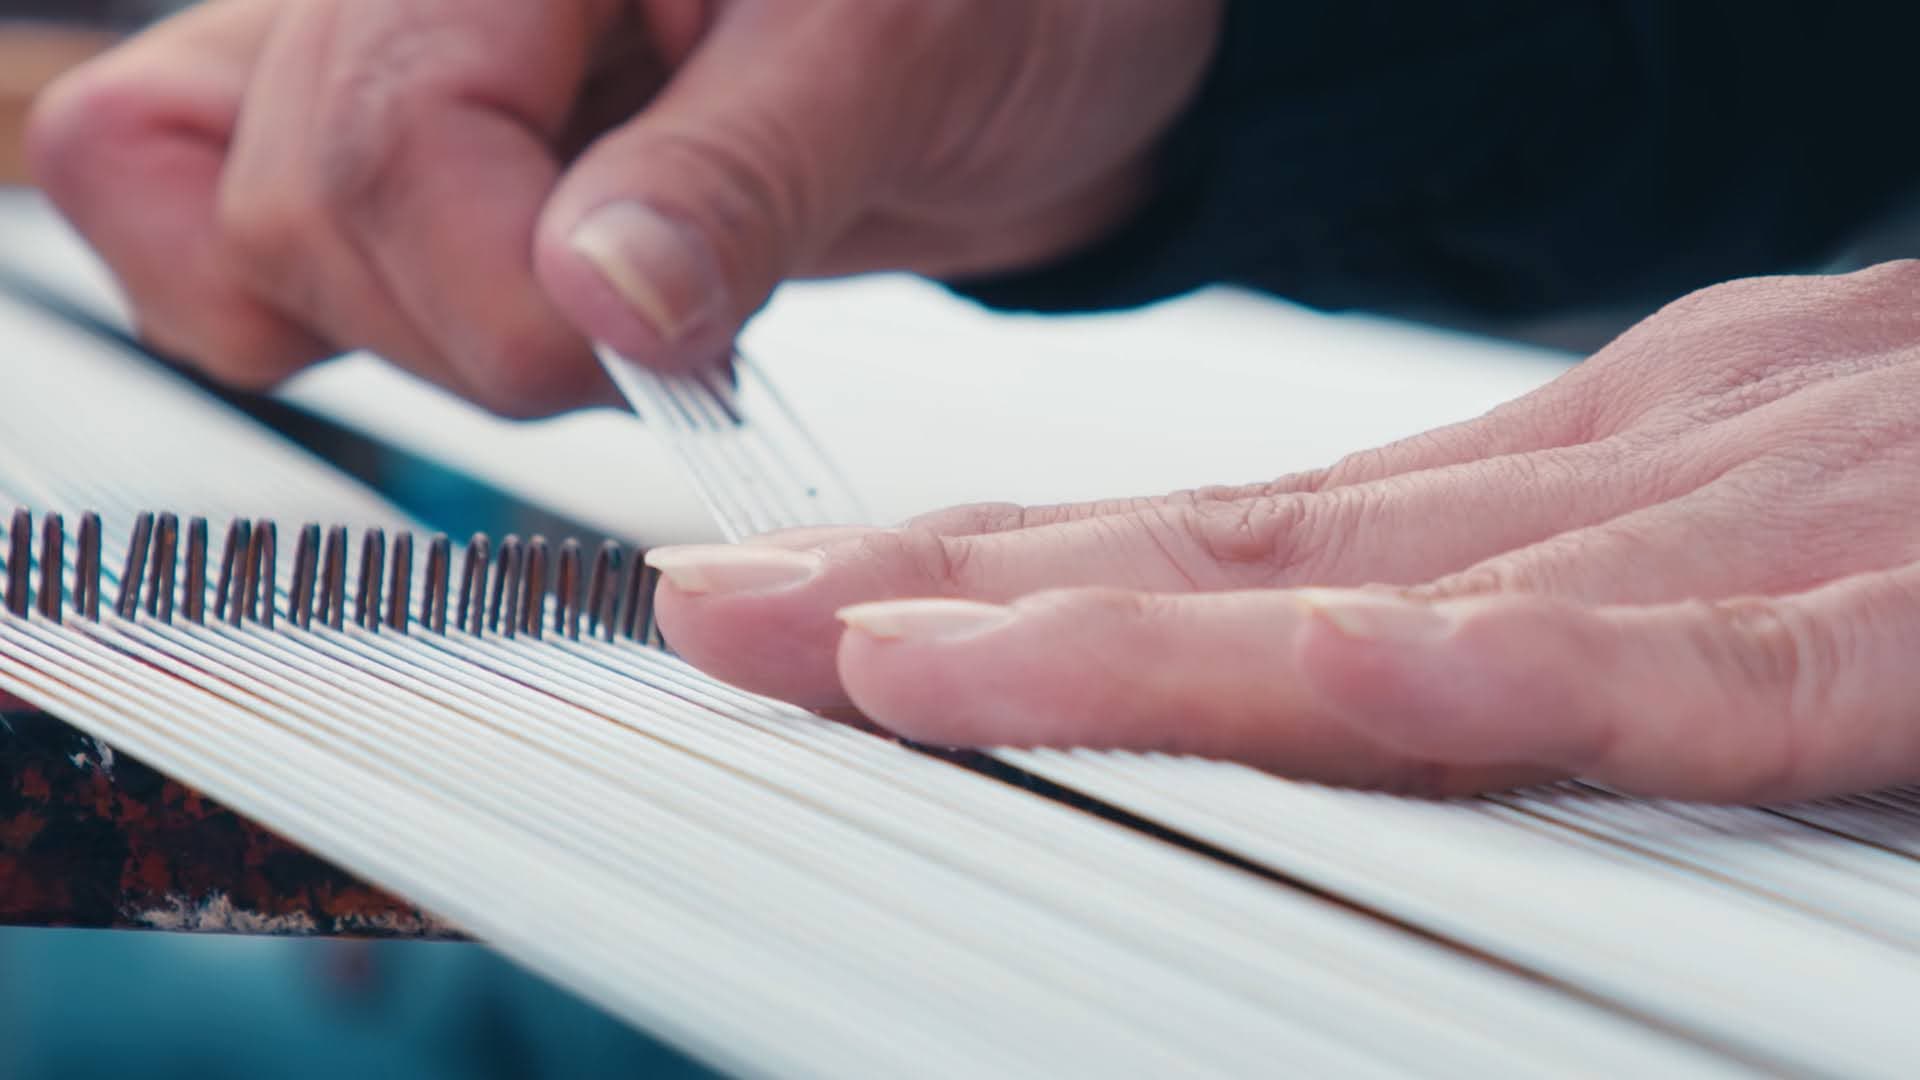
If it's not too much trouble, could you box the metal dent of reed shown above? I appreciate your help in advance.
[555,539,582,641]
[458,533,490,637]
[424,535,451,635]
[587,541,622,642]
[321,526,348,632]
[247,522,277,630]
[4,510,26,617]
[6,507,29,619]
[225,523,252,628]
[621,561,660,645]
[212,518,245,624]
[183,518,208,625]
[522,537,549,641]
[387,531,413,634]
[147,513,179,624]
[116,512,156,621]
[220,519,254,628]
[487,535,521,638]
[496,536,528,640]
[75,512,102,621]
[288,524,320,631]
[357,527,386,633]
[1,512,663,653]
[36,512,62,624]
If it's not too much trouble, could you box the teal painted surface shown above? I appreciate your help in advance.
[0,928,713,1079]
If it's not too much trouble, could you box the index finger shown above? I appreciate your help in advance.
[215,0,633,415]
[830,563,1920,802]
[27,0,332,385]
[1294,573,1920,802]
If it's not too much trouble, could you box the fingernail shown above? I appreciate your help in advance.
[645,544,820,595]
[569,202,724,344]
[1293,588,1450,644]
[837,599,1015,643]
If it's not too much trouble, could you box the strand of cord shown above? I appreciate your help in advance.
[605,348,872,539]
[1,507,663,646]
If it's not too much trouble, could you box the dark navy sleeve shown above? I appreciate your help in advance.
[951,2,1920,323]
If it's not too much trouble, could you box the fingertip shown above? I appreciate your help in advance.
[641,532,960,709]
[834,616,1008,748]
[23,66,96,196]
[536,198,738,375]
[836,588,1160,750]
[24,50,159,202]
[649,576,852,708]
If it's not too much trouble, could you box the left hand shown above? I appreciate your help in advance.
[646,261,1920,802]
[27,0,1220,413]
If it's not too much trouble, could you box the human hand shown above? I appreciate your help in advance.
[646,262,1920,802]
[27,0,1221,415]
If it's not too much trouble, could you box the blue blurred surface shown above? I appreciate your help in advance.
[0,927,711,1079]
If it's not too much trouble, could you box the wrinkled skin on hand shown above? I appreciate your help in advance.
[28,0,1221,413]
[649,263,1920,803]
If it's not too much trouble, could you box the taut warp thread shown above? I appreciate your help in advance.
[5,504,1736,1077]
[4,269,1920,1075]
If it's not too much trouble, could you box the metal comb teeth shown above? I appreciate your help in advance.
[0,508,662,646]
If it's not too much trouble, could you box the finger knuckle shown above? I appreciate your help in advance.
[222,91,419,283]
[850,527,972,593]
[216,185,329,295]
[302,15,451,220]
[221,126,409,284]
[639,125,815,289]
[25,64,152,193]
[1167,491,1305,580]
[309,88,413,222]
[1159,490,1359,588]
[1705,598,1810,691]
[1699,597,1829,798]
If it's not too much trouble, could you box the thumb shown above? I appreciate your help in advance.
[536,2,930,371]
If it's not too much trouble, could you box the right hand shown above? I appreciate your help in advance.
[646,262,1920,802]
[28,0,1223,416]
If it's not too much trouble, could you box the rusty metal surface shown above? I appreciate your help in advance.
[1,707,459,937]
